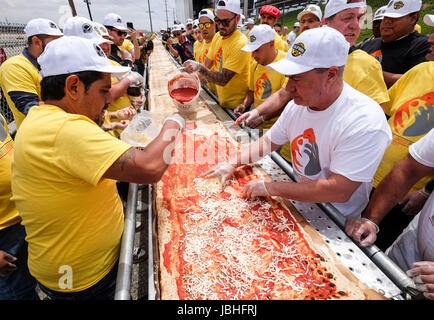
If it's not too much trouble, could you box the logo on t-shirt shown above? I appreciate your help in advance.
[392,92,434,137]
[291,128,321,176]
[254,73,272,100]
[214,48,223,72]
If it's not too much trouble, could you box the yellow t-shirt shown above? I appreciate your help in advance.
[193,40,205,62]
[414,24,421,33]
[0,54,41,129]
[373,61,434,191]
[344,49,389,106]
[107,59,132,138]
[274,32,289,52]
[201,38,218,95]
[12,104,132,292]
[206,30,250,109]
[118,39,134,52]
[249,50,288,130]
[0,115,20,230]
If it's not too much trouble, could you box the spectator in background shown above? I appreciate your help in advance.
[354,13,434,250]
[0,18,62,129]
[245,18,255,37]
[360,0,430,88]
[183,0,250,110]
[297,4,322,33]
[281,26,289,41]
[234,25,288,131]
[273,23,282,36]
[185,19,196,43]
[0,114,39,300]
[286,22,300,45]
[12,36,185,300]
[259,5,289,52]
[167,25,194,64]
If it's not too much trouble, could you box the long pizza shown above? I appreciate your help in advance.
[155,120,380,300]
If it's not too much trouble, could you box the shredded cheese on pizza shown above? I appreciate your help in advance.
[158,129,353,300]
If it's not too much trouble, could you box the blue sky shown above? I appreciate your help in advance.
[0,0,181,31]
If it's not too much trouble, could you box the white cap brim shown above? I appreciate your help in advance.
[383,12,408,18]
[267,58,313,76]
[241,42,261,52]
[424,14,434,26]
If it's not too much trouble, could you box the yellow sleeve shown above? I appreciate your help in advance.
[248,61,257,91]
[54,118,132,186]
[222,37,250,74]
[0,59,40,96]
[383,70,405,117]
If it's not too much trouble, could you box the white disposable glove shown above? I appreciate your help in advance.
[234,109,264,129]
[244,179,270,199]
[182,60,202,73]
[406,261,434,300]
[122,71,143,87]
[116,106,137,120]
[344,217,379,247]
[203,162,236,184]
[163,113,185,130]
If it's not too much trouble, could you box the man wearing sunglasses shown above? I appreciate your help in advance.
[259,5,289,52]
[183,0,250,110]
[103,13,140,68]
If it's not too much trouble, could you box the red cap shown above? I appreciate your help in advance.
[260,5,280,19]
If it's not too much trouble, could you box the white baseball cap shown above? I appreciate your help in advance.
[383,0,421,19]
[193,19,199,28]
[246,18,254,25]
[242,24,275,52]
[424,14,434,26]
[215,0,241,15]
[297,4,323,21]
[103,13,128,31]
[324,0,366,19]
[63,16,113,46]
[267,26,349,76]
[186,18,193,25]
[294,22,300,27]
[24,18,63,38]
[373,5,387,21]
[198,9,215,22]
[38,36,130,78]
[172,25,182,33]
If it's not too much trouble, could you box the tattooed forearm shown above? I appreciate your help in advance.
[199,66,236,86]
[113,148,137,172]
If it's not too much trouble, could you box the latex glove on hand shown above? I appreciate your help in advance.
[116,106,137,120]
[244,179,270,199]
[203,162,236,184]
[163,113,185,130]
[407,261,434,300]
[182,60,202,73]
[399,189,430,216]
[124,71,144,87]
[344,218,379,247]
[234,109,264,129]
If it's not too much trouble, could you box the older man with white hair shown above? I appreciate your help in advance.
[205,26,391,220]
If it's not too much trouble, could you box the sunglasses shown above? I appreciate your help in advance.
[214,14,237,27]
[108,27,127,37]
[198,22,213,29]
[173,32,182,36]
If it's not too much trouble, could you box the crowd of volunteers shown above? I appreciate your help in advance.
[0,0,433,300]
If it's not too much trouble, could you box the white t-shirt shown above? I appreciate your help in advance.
[286,30,297,45]
[405,128,434,265]
[267,83,392,218]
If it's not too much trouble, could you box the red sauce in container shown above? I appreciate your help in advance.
[169,87,198,103]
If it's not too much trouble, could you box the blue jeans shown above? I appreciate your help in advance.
[38,262,119,300]
[0,223,39,300]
